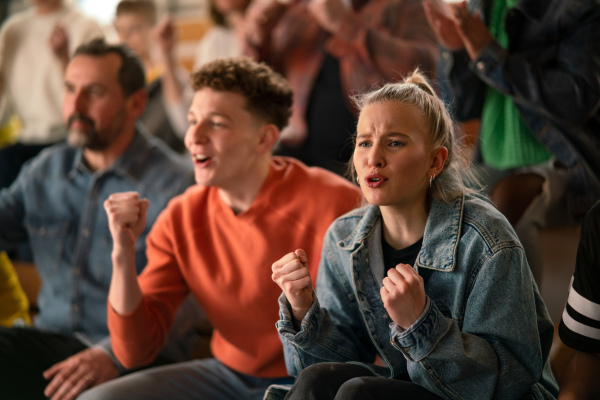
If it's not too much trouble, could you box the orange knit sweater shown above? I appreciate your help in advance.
[108,157,363,377]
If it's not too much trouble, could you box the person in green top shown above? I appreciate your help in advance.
[423,0,600,287]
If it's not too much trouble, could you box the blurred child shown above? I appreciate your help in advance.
[114,0,192,153]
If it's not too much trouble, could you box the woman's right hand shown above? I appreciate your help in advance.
[272,249,314,322]
[422,0,465,51]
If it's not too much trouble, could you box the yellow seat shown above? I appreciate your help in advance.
[0,251,31,326]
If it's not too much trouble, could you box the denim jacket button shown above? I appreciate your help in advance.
[476,61,485,71]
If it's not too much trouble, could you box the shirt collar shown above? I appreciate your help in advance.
[338,195,466,273]
[417,196,465,272]
[338,204,381,252]
[67,125,153,182]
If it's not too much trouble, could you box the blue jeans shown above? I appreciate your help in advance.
[78,358,294,400]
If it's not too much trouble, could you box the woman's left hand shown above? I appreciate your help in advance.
[380,263,427,330]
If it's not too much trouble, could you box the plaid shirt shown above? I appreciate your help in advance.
[253,0,438,145]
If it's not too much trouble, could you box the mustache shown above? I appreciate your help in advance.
[67,113,95,129]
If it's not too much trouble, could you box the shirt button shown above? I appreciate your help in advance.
[82,229,90,237]
[72,304,79,312]
[476,61,485,71]
[73,268,81,275]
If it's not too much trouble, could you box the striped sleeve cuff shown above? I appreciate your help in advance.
[559,277,600,353]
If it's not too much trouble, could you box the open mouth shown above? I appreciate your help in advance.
[364,173,387,188]
[193,154,212,166]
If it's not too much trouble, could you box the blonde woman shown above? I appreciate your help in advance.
[271,71,558,399]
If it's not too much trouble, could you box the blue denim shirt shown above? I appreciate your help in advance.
[277,195,559,399]
[439,0,600,220]
[0,129,194,367]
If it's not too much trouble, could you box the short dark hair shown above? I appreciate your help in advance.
[191,57,293,130]
[73,38,146,97]
[116,0,157,25]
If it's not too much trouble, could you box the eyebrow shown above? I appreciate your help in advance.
[356,132,411,140]
[64,81,108,91]
[187,111,234,121]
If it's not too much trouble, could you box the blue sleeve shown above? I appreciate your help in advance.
[391,246,554,399]
[462,6,600,125]
[276,232,378,377]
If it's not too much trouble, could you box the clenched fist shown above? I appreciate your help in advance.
[272,249,314,322]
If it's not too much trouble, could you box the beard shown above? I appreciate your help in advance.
[66,111,124,151]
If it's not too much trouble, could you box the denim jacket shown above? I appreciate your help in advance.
[277,195,559,400]
[0,128,195,369]
[439,0,600,220]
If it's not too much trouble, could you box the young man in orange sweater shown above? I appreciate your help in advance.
[81,58,363,399]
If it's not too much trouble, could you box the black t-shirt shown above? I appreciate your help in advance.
[559,200,600,353]
[381,235,434,284]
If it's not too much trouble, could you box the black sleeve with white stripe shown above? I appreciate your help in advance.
[559,201,600,353]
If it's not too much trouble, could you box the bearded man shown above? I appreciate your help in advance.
[0,38,197,400]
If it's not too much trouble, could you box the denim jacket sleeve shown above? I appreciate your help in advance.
[452,2,600,126]
[276,232,379,377]
[390,246,548,400]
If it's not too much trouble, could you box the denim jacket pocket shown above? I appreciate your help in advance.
[24,215,70,275]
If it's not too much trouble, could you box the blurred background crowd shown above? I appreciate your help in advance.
[0,0,599,397]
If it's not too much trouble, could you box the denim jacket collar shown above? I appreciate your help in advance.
[337,196,466,274]
[417,196,464,272]
[67,125,152,182]
[337,203,379,252]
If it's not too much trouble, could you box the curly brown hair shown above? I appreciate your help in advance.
[191,57,293,130]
